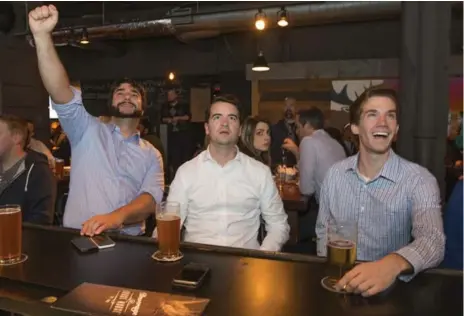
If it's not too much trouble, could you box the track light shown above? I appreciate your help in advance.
[255,9,266,31]
[277,8,288,27]
[252,51,270,72]
[80,28,89,44]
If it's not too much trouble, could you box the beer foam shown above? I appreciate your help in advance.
[156,214,180,221]
[0,208,21,215]
[329,240,355,249]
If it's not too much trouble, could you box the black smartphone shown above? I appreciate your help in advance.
[172,263,210,289]
[71,236,98,253]
[71,235,115,253]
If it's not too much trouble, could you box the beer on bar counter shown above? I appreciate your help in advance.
[152,201,183,262]
[0,205,27,266]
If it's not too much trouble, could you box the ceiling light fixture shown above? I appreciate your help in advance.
[277,8,289,27]
[252,51,270,72]
[255,9,266,31]
[79,28,89,44]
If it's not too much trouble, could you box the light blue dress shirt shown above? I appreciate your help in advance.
[52,87,164,235]
[316,150,445,281]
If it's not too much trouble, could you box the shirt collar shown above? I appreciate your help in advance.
[345,149,400,183]
[203,145,242,164]
[106,123,141,144]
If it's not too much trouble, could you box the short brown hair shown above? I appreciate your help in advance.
[205,94,242,122]
[0,115,29,149]
[350,87,399,125]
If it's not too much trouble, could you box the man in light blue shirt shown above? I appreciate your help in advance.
[316,87,444,297]
[29,5,164,236]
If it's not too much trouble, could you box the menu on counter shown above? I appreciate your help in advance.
[51,282,210,316]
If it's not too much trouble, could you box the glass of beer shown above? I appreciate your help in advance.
[0,205,28,266]
[152,201,183,262]
[321,219,357,293]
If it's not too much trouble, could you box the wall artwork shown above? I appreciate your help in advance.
[330,78,462,113]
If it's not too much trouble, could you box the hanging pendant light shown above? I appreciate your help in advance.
[252,51,270,72]
[79,28,89,44]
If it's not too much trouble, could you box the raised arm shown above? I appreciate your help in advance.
[29,5,73,104]
[30,5,93,145]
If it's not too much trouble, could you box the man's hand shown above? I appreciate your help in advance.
[29,5,59,37]
[81,213,125,236]
[282,138,298,154]
[335,254,410,297]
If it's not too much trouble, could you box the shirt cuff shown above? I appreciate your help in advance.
[51,86,84,116]
[395,247,424,282]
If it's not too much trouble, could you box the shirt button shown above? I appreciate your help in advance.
[361,206,365,211]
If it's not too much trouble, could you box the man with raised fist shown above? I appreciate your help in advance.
[29,5,164,236]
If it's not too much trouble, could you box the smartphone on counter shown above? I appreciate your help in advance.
[71,235,115,253]
[172,263,210,289]
[91,235,116,249]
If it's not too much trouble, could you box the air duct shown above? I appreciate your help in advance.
[26,1,401,46]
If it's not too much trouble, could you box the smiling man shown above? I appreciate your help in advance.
[29,5,164,236]
[316,87,445,296]
[161,95,290,251]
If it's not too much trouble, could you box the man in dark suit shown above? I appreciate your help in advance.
[270,97,298,169]
[161,88,192,179]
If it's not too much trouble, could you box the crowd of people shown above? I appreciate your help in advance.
[1,4,461,300]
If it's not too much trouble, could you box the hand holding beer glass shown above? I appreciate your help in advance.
[0,205,28,266]
[152,202,183,262]
[321,219,357,293]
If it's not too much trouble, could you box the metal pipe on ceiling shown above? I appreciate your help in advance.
[27,1,401,45]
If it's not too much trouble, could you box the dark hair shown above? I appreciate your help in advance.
[205,94,242,122]
[0,115,29,149]
[239,116,271,166]
[298,107,325,130]
[350,87,399,125]
[107,78,146,109]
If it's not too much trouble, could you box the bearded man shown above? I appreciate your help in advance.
[29,4,164,236]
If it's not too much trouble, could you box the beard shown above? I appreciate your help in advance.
[285,109,295,121]
[107,102,143,118]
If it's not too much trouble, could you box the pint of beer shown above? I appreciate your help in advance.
[155,202,181,260]
[0,205,22,265]
[321,219,357,293]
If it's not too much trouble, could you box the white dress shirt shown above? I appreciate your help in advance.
[162,148,290,251]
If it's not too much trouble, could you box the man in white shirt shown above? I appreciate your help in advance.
[162,94,290,251]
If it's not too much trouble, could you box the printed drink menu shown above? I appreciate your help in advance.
[51,283,210,316]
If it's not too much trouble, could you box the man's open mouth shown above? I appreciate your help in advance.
[372,131,390,139]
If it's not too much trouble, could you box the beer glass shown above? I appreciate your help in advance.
[152,201,183,262]
[0,205,27,266]
[321,219,357,293]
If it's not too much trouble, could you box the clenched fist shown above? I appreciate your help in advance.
[28,5,59,36]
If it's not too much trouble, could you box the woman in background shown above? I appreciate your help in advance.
[239,116,271,166]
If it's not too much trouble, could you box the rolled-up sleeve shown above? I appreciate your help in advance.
[259,169,290,252]
[51,86,96,146]
[395,174,445,282]
[138,148,164,204]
